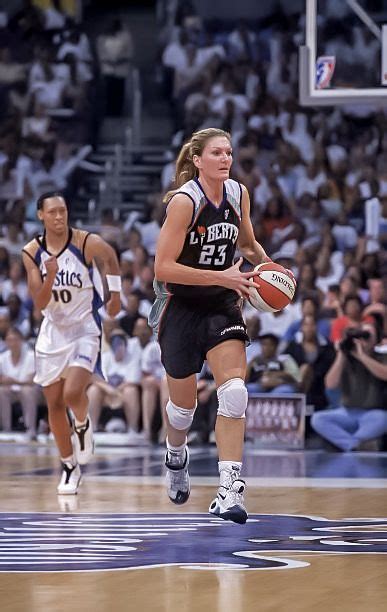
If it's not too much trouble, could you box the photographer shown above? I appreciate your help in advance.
[311,324,387,451]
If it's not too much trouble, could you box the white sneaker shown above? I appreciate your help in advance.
[57,462,81,495]
[73,418,94,465]
[165,447,190,505]
[209,478,248,524]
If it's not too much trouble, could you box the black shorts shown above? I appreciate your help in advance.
[158,295,249,379]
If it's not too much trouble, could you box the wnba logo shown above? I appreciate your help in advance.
[316,56,336,89]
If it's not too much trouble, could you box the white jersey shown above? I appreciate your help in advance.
[23,228,103,326]
[23,228,103,386]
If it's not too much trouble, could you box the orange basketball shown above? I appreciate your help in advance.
[248,262,297,313]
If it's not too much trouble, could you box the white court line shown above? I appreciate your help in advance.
[85,475,387,489]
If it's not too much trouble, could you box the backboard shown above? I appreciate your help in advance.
[299,0,387,105]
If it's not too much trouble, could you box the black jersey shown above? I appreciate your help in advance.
[164,177,242,299]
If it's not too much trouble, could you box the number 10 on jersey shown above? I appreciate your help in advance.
[52,289,72,303]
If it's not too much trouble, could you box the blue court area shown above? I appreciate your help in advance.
[3,442,387,482]
[1,512,387,573]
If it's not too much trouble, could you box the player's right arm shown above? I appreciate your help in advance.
[22,252,58,311]
[154,194,259,298]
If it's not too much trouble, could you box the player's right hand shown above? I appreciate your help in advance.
[45,256,59,277]
[220,257,260,298]
[106,292,121,317]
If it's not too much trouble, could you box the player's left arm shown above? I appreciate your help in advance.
[84,233,121,317]
[237,184,269,266]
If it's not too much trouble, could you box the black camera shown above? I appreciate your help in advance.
[339,328,371,354]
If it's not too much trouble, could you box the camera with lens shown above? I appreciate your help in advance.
[339,328,371,355]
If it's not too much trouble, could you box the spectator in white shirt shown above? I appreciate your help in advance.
[30,63,66,111]
[0,327,39,438]
[141,338,168,443]
[88,330,142,436]
[97,18,133,116]
[57,28,93,66]
[134,208,162,257]
[0,223,27,258]
[27,153,62,197]
[332,211,358,252]
[22,102,55,142]
[254,304,301,340]
[295,159,326,199]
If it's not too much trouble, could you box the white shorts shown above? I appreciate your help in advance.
[34,316,101,387]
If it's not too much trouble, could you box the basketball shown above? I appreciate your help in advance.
[248,262,297,313]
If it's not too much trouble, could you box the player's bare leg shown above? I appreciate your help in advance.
[164,374,197,504]
[43,380,81,495]
[63,367,94,465]
[158,376,169,444]
[206,340,248,523]
[43,380,72,457]
[208,340,246,460]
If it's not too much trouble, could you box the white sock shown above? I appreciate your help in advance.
[218,461,242,473]
[166,437,186,459]
[61,454,76,467]
[74,416,88,429]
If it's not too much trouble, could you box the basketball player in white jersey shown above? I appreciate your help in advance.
[22,192,121,495]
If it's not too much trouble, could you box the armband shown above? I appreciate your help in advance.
[106,274,122,292]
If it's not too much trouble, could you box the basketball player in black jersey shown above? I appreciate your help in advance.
[150,128,270,523]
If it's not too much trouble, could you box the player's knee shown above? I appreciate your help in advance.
[217,377,248,419]
[47,400,66,413]
[166,400,196,430]
[63,385,79,407]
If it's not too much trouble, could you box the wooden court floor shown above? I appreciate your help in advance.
[0,444,386,612]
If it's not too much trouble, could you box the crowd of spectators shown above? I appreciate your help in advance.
[0,1,135,228]
[155,1,387,449]
[0,0,139,440]
[0,1,386,451]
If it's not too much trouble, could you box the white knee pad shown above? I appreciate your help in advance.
[166,400,196,431]
[217,378,248,419]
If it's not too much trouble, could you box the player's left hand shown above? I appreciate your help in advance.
[106,292,121,317]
